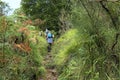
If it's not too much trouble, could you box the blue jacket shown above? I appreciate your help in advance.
[47,32,53,43]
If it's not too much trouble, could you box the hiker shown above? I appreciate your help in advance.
[45,28,49,37]
[47,31,54,52]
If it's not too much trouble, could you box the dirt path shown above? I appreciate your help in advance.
[38,52,58,80]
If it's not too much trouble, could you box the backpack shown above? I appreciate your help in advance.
[47,33,52,38]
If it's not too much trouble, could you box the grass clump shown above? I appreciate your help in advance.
[0,16,47,80]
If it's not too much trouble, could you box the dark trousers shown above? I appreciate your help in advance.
[47,43,52,52]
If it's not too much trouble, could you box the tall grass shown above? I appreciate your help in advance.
[0,16,47,80]
[52,1,120,80]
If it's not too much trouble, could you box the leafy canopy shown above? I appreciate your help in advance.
[21,0,71,31]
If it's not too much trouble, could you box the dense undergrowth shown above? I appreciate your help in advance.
[52,1,120,80]
[0,16,47,80]
[0,0,120,80]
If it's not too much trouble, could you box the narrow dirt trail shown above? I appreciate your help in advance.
[38,52,58,80]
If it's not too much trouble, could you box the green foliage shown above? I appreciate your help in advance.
[0,0,120,80]
[21,0,72,31]
[0,15,47,79]
[37,66,46,77]
[52,29,79,66]
[52,0,120,80]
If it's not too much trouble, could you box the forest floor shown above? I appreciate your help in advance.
[38,52,58,80]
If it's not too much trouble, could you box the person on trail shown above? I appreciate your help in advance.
[45,28,49,37]
[47,31,54,52]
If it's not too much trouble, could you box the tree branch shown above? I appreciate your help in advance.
[111,33,120,50]
[99,1,117,29]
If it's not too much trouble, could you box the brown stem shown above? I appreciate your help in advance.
[99,1,117,29]
[111,33,120,51]
[80,0,93,22]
